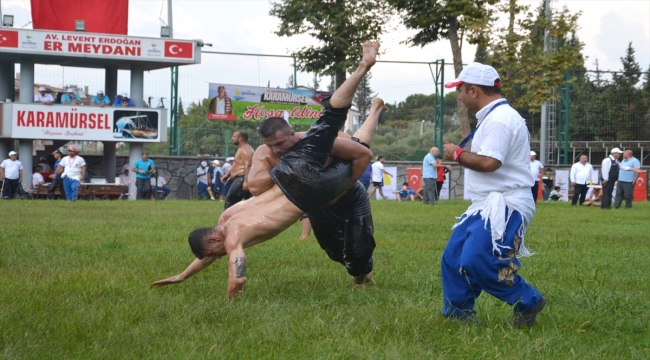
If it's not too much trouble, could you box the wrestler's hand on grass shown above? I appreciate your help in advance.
[151,274,185,286]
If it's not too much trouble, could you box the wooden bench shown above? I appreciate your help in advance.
[78,184,128,199]
[37,183,61,198]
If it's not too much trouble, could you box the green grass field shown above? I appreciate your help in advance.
[1,200,649,359]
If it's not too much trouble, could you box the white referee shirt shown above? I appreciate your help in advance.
[467,99,535,197]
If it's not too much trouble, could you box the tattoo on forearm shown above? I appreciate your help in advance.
[234,257,247,278]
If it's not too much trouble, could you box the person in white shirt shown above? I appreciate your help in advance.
[38,156,53,173]
[529,151,544,203]
[32,165,45,190]
[118,164,131,186]
[55,146,87,202]
[151,174,171,199]
[600,147,643,209]
[367,155,392,200]
[34,86,55,105]
[196,161,212,200]
[1,151,24,199]
[569,154,594,205]
[442,63,545,327]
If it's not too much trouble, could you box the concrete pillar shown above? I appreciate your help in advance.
[130,64,144,108]
[0,139,12,161]
[103,141,117,183]
[19,59,34,103]
[18,139,33,188]
[0,63,14,102]
[128,143,143,200]
[105,68,118,101]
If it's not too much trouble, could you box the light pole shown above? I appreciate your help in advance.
[420,120,425,137]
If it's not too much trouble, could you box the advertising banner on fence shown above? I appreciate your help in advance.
[0,28,195,62]
[555,170,570,202]
[377,167,397,200]
[207,83,332,124]
[633,171,647,202]
[7,104,164,142]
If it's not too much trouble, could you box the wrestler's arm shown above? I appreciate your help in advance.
[242,160,251,191]
[330,138,373,185]
[443,139,502,173]
[151,256,218,286]
[225,238,247,299]
[247,145,277,196]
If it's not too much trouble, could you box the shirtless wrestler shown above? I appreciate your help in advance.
[151,41,380,299]
[220,130,254,209]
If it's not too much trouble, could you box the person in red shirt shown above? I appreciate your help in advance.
[435,157,452,200]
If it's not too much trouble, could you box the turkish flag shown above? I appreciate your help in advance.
[164,41,194,59]
[0,30,19,48]
[31,0,128,35]
[633,171,647,202]
[407,168,422,190]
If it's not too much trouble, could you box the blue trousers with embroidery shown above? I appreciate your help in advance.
[441,208,542,317]
[63,177,80,201]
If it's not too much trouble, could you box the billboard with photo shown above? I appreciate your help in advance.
[207,83,331,124]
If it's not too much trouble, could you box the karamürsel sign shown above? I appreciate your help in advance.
[3,104,167,143]
[0,28,195,62]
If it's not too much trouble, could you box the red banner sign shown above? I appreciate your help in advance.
[407,168,422,190]
[633,172,647,202]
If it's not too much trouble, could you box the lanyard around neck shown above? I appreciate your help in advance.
[458,100,508,148]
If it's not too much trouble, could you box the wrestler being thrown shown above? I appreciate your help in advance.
[152,41,380,299]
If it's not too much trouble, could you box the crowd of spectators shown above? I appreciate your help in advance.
[33,88,137,107]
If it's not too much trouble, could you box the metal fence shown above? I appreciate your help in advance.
[21,55,650,163]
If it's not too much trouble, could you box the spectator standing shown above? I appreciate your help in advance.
[221,131,254,209]
[435,156,452,200]
[151,174,171,200]
[32,166,45,190]
[132,152,155,200]
[34,86,55,105]
[90,90,111,107]
[615,150,642,209]
[196,161,212,200]
[211,160,224,201]
[56,147,86,202]
[368,155,392,200]
[601,148,623,209]
[529,151,544,203]
[113,92,135,107]
[47,151,66,200]
[1,151,24,199]
[221,157,234,197]
[441,62,545,327]
[61,88,83,105]
[541,168,554,200]
[421,147,439,204]
[359,163,372,190]
[570,154,594,205]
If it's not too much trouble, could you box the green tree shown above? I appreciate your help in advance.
[485,1,583,119]
[286,74,295,89]
[387,0,498,136]
[613,42,642,88]
[270,0,393,89]
[474,44,489,63]
[643,64,650,93]
[353,72,376,123]
[312,73,320,90]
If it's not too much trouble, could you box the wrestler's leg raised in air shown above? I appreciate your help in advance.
[352,97,387,146]
[329,42,379,109]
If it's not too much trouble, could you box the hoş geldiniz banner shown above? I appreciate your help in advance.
[207,83,331,124]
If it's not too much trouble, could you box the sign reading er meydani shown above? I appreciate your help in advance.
[9,104,164,142]
[0,28,195,62]
[207,83,332,125]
